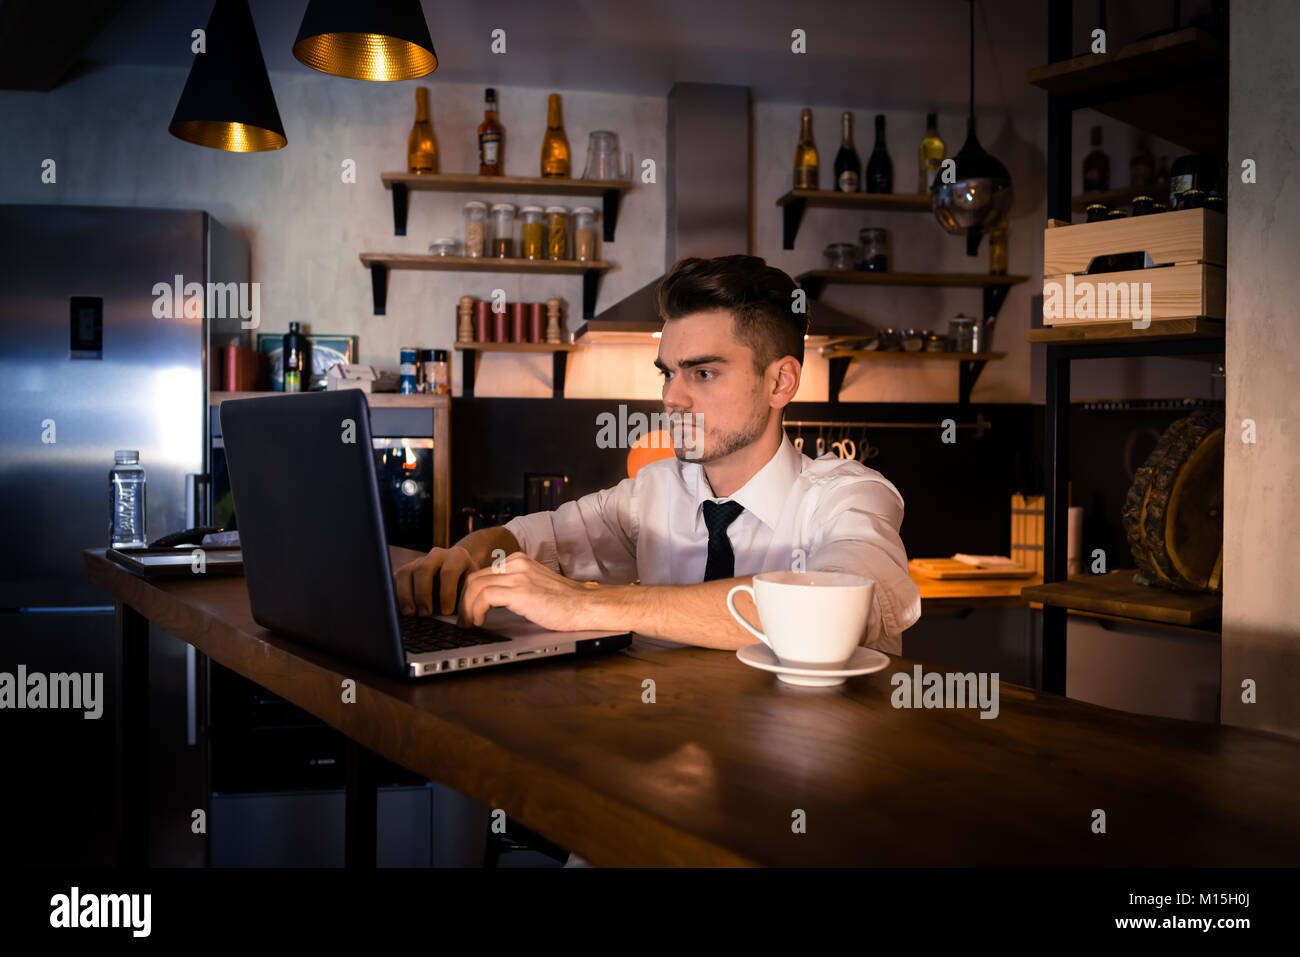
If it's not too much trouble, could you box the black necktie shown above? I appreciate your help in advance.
[701,499,746,582]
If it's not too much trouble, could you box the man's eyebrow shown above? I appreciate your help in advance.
[653,354,729,371]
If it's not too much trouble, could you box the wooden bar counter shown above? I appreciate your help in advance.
[85,548,1300,867]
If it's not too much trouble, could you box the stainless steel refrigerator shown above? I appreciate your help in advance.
[0,204,249,866]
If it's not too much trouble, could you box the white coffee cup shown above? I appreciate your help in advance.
[726,571,875,667]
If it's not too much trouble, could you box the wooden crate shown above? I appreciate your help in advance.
[1011,494,1044,575]
[1042,208,1225,325]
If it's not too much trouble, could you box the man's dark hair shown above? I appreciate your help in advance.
[656,255,807,374]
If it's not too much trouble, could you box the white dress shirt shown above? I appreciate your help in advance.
[503,432,922,654]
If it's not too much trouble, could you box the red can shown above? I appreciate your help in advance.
[528,302,545,343]
[493,303,508,342]
[510,302,527,343]
[474,300,491,341]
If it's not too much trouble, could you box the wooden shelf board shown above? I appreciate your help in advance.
[453,341,580,353]
[1026,27,1225,96]
[797,270,1029,288]
[1020,569,1221,627]
[1028,317,1225,344]
[822,350,1007,361]
[775,189,931,212]
[210,391,450,407]
[360,253,612,275]
[380,172,632,195]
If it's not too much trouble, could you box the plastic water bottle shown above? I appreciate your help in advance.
[109,450,147,548]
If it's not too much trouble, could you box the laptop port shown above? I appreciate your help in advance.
[457,658,467,668]
[439,661,450,671]
[483,655,495,663]
[472,657,480,665]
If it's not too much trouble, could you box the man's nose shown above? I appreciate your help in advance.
[662,372,690,410]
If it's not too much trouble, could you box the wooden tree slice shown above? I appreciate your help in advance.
[1122,410,1225,592]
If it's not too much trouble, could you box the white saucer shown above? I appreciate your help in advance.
[736,643,891,687]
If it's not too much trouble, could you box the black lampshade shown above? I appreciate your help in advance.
[168,0,286,152]
[293,0,437,81]
[931,117,1014,235]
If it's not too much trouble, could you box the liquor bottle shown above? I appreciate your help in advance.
[987,220,1008,274]
[793,108,819,190]
[865,114,893,193]
[833,112,860,192]
[540,93,570,178]
[917,112,945,193]
[1130,134,1153,189]
[407,87,438,173]
[478,87,504,176]
[283,322,307,393]
[1153,155,1171,204]
[1082,126,1109,193]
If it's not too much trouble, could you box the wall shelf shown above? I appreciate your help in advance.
[775,189,930,248]
[1028,317,1224,344]
[1026,26,1228,156]
[453,341,581,399]
[1020,569,1222,631]
[380,172,633,241]
[359,253,612,318]
[819,349,1008,405]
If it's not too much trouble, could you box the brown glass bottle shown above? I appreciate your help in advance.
[793,109,819,190]
[478,87,504,176]
[540,93,570,178]
[407,87,438,173]
[1082,125,1110,192]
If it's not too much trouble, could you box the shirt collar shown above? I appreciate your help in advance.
[687,432,803,531]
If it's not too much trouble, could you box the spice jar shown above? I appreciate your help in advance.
[463,201,487,257]
[490,203,517,257]
[947,315,977,353]
[519,206,545,260]
[824,243,857,270]
[923,332,947,352]
[858,227,889,271]
[545,206,568,260]
[429,238,461,257]
[572,206,598,261]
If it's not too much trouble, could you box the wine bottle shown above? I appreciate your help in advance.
[540,93,570,178]
[793,108,819,190]
[407,87,438,173]
[917,112,944,193]
[1082,126,1109,193]
[282,322,307,393]
[478,88,504,176]
[865,114,893,193]
[833,112,860,192]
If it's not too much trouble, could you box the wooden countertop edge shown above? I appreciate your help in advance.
[84,550,756,867]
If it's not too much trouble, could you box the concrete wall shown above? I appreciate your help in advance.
[1220,0,1300,739]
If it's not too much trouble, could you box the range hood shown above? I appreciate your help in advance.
[574,82,872,343]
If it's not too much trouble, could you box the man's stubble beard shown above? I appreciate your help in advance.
[673,387,771,464]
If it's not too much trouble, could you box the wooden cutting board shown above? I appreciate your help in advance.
[910,557,1036,579]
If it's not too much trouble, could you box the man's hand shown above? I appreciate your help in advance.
[458,552,598,630]
[393,545,480,616]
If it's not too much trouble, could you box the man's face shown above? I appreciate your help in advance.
[654,310,772,464]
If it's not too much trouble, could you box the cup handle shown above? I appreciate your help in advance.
[726,584,771,649]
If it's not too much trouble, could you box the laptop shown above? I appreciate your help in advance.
[219,390,633,679]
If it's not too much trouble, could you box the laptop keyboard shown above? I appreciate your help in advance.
[399,615,511,655]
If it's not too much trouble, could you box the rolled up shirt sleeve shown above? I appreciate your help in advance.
[502,477,639,584]
[804,476,922,655]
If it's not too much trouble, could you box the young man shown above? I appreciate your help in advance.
[393,254,921,655]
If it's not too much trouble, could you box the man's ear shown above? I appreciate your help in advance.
[770,356,801,407]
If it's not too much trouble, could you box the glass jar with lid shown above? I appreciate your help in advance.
[519,206,545,260]
[429,238,462,257]
[824,242,857,270]
[572,206,598,261]
[490,203,517,257]
[463,201,487,258]
[545,206,569,260]
[947,315,977,353]
[858,227,889,271]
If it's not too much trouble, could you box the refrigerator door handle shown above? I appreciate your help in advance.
[185,473,211,529]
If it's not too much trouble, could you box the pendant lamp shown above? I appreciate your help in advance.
[293,0,437,81]
[931,0,1013,253]
[168,0,286,152]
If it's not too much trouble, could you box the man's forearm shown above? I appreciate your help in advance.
[453,526,521,569]
[587,578,759,650]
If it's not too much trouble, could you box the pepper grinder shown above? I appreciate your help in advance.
[457,296,474,342]
[545,298,562,344]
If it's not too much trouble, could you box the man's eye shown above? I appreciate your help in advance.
[658,369,671,379]
[695,369,713,379]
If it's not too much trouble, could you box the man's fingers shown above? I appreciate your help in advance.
[438,549,474,615]
[412,554,443,616]
[393,559,417,616]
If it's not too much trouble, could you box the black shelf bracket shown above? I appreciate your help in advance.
[551,350,568,398]
[582,269,602,319]
[958,359,986,405]
[827,355,851,404]
[462,350,477,397]
[782,197,807,250]
[369,262,388,315]
[391,182,409,237]
[601,188,623,243]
